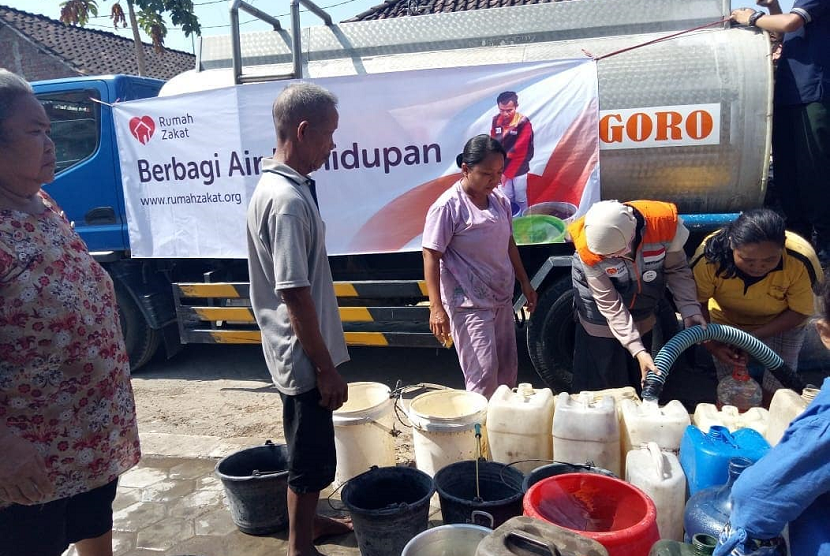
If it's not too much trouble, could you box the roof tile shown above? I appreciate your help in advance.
[346,0,566,21]
[0,4,194,80]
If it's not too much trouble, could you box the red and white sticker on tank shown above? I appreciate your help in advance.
[598,103,720,150]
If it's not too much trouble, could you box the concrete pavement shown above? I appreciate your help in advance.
[61,433,372,556]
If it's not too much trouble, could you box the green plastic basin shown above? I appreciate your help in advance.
[512,214,566,245]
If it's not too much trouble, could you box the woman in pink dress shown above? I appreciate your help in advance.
[0,69,140,556]
[422,134,537,398]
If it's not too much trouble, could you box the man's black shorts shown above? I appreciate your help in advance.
[280,388,336,494]
[0,478,118,556]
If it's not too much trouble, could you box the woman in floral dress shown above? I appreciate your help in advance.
[0,69,140,556]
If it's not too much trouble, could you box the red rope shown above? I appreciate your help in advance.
[583,17,732,61]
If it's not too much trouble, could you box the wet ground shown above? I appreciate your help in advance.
[59,436,363,556]
[60,434,446,556]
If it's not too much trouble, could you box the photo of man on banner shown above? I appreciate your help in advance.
[490,90,534,216]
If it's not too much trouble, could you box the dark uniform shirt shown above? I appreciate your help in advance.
[774,0,830,105]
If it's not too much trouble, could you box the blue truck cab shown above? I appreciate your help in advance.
[33,75,162,251]
[32,75,178,369]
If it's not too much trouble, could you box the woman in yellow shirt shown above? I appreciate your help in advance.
[691,209,823,398]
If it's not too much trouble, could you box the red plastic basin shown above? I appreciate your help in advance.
[523,472,659,556]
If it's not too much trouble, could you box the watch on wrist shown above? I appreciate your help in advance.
[748,11,765,27]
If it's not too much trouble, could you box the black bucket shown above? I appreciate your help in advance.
[341,466,435,556]
[522,461,617,493]
[434,459,524,528]
[215,441,289,535]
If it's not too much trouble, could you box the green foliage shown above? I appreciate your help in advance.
[59,0,99,27]
[135,0,200,38]
[59,0,200,50]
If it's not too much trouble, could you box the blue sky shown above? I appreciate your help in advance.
[4,0,796,54]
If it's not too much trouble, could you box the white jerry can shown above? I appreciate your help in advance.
[487,383,556,474]
[693,403,769,437]
[620,398,690,476]
[553,391,620,476]
[766,387,820,446]
[626,442,687,541]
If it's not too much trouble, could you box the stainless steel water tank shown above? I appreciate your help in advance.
[164,0,772,214]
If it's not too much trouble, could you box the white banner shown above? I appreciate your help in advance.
[114,59,600,258]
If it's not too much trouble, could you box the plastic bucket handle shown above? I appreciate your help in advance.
[407,391,488,431]
[338,465,436,515]
[471,510,494,528]
[215,440,289,483]
[251,468,285,477]
[410,418,483,432]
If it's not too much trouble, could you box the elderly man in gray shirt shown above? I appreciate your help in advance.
[246,82,351,556]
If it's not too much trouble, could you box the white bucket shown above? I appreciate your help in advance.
[401,523,491,556]
[407,389,488,477]
[332,382,396,486]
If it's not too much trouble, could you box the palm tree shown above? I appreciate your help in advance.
[59,0,200,77]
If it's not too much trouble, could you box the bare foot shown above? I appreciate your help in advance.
[313,514,353,541]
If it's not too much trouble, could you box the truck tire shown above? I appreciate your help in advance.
[526,277,680,393]
[526,277,575,393]
[115,282,161,371]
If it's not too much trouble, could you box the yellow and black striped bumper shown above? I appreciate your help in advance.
[173,280,442,348]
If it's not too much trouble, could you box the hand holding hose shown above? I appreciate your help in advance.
[642,323,806,402]
[635,350,658,385]
[684,314,708,330]
[705,340,749,366]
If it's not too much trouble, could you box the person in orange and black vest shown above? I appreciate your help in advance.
[568,200,707,393]
[490,91,534,215]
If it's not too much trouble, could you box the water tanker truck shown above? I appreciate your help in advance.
[33,0,773,392]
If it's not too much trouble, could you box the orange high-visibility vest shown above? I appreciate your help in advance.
[568,201,678,266]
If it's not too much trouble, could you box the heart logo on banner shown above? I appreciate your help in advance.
[129,116,156,144]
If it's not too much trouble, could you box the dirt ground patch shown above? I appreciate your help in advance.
[133,378,284,439]
[132,375,417,463]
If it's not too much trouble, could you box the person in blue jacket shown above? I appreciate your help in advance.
[714,285,830,555]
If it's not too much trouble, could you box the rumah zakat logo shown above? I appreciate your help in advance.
[129,116,155,144]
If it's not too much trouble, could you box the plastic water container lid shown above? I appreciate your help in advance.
[517,383,535,397]
[408,389,488,431]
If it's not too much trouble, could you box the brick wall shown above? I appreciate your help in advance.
[0,25,79,81]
